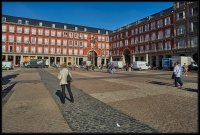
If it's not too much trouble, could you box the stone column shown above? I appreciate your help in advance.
[156,55,159,67]
[146,53,149,64]
[149,55,153,67]
[104,57,107,66]
[13,55,16,65]
[54,56,56,64]
[122,55,125,65]
[77,57,79,65]
[132,55,135,63]
[5,55,8,61]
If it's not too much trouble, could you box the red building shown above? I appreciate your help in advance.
[2,15,111,67]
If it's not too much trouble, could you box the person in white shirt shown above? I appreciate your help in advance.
[58,63,73,103]
[173,62,183,88]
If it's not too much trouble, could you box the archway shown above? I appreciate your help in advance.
[88,50,97,66]
[123,49,131,65]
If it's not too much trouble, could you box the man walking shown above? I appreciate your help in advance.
[58,63,74,103]
[173,62,183,88]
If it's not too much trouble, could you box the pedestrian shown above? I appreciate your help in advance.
[58,63,74,103]
[173,62,183,89]
[183,63,188,76]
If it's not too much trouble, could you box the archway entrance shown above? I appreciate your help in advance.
[123,49,131,65]
[88,51,97,66]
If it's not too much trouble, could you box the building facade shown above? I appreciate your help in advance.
[109,7,174,68]
[2,15,111,67]
[173,1,198,63]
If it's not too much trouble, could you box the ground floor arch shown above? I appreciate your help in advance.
[88,50,98,66]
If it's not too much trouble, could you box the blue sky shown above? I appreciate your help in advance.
[2,2,173,30]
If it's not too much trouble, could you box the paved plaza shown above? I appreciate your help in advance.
[1,67,198,133]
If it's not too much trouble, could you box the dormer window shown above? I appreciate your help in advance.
[84,28,87,32]
[18,19,22,24]
[75,27,78,31]
[106,31,108,35]
[52,24,55,28]
[98,30,100,34]
[64,25,67,29]
[39,22,43,26]
[25,20,29,25]
[2,17,6,22]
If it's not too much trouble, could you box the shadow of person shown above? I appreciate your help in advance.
[55,90,72,104]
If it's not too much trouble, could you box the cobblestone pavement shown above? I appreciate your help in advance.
[48,68,198,133]
[2,68,72,133]
[38,68,157,133]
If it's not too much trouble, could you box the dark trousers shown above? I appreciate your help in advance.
[175,77,183,87]
[61,84,74,102]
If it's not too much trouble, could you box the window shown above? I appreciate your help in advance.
[51,48,55,54]
[151,22,156,30]
[120,41,123,47]
[69,32,73,38]
[151,32,156,41]
[135,37,138,44]
[31,37,36,44]
[38,38,43,44]
[64,25,67,29]
[139,35,144,43]
[2,35,6,42]
[39,22,43,26]
[158,42,163,50]
[17,27,22,33]
[158,31,163,39]
[17,36,22,43]
[25,20,29,25]
[131,29,134,35]
[9,25,15,33]
[139,26,143,33]
[177,39,185,48]
[79,41,83,47]
[84,28,87,32]
[98,43,101,49]
[102,43,105,49]
[68,49,72,55]
[165,29,171,38]
[68,40,73,46]
[57,39,61,45]
[31,28,36,35]
[2,17,6,22]
[80,33,84,39]
[38,29,43,35]
[74,33,79,39]
[177,11,185,20]
[190,22,198,32]
[125,40,128,46]
[2,45,6,52]
[44,48,49,54]
[51,39,55,45]
[165,41,171,50]
[135,28,138,34]
[164,17,171,25]
[157,19,163,28]
[57,48,61,54]
[191,37,197,47]
[177,25,185,35]
[145,24,149,31]
[75,27,78,31]
[45,38,49,45]
[38,47,42,54]
[145,44,149,51]
[57,31,62,37]
[191,7,198,16]
[151,43,156,51]
[24,46,28,53]
[31,46,36,53]
[24,36,29,44]
[126,31,128,37]
[98,30,100,34]
[18,19,22,24]
[74,49,78,55]
[140,46,144,52]
[2,25,7,32]
[63,48,67,54]
[102,37,105,41]
[106,36,109,42]
[24,27,30,34]
[145,34,149,42]
[131,38,134,45]
[63,40,67,46]
[45,30,49,36]
[63,32,68,37]
[51,30,55,36]
[16,46,21,53]
[9,35,14,42]
[52,24,55,28]
[106,31,108,35]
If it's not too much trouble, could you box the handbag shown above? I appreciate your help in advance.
[67,72,72,82]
